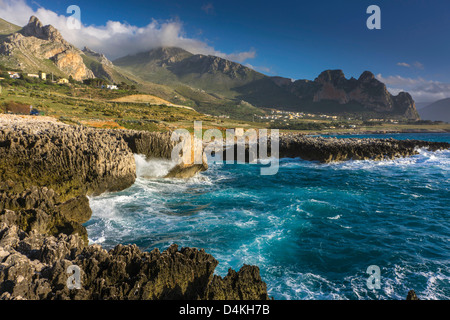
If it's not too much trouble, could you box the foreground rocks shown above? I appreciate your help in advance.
[0,117,136,243]
[0,116,267,300]
[0,116,207,242]
[0,223,268,300]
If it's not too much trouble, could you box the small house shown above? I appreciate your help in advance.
[57,78,69,84]
[106,85,118,90]
[27,73,40,78]
[39,72,46,80]
[7,71,20,79]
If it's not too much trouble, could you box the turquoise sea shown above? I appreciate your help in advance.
[85,133,450,300]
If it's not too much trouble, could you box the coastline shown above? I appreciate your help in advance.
[1,115,449,300]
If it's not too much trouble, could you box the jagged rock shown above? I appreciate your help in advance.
[223,133,450,163]
[205,265,269,300]
[0,119,136,200]
[0,16,94,81]
[119,130,176,159]
[118,129,208,178]
[276,134,450,163]
[0,117,136,241]
[406,290,420,300]
[20,16,68,45]
[0,224,269,300]
[311,70,419,119]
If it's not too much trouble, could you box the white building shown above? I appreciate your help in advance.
[7,71,20,79]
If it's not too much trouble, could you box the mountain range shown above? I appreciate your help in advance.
[418,98,450,123]
[0,16,420,120]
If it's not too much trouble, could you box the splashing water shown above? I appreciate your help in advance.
[86,133,450,300]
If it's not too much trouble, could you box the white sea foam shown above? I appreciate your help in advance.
[327,215,341,220]
[135,154,178,178]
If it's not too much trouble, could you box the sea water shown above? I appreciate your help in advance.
[85,133,450,300]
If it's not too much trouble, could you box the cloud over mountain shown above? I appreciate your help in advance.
[377,74,450,102]
[0,0,256,62]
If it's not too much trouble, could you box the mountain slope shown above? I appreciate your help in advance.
[0,16,420,120]
[0,16,93,80]
[0,18,21,36]
[418,98,450,123]
[114,47,266,97]
[114,47,419,119]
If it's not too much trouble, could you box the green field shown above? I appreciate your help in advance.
[1,78,449,135]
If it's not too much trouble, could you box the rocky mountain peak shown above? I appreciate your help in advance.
[358,71,376,83]
[315,70,346,84]
[82,46,114,67]
[20,15,67,45]
[0,16,93,81]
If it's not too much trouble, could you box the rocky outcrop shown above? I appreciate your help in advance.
[82,47,114,68]
[119,130,208,178]
[81,46,119,82]
[224,133,450,163]
[0,16,94,81]
[0,223,268,300]
[312,70,419,119]
[406,290,419,300]
[0,116,266,300]
[52,49,94,81]
[0,117,136,242]
[0,119,136,200]
[268,70,420,120]
[20,16,69,45]
[277,135,450,163]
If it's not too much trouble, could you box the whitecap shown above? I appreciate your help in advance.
[327,215,341,220]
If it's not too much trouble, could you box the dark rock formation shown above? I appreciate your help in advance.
[0,223,268,300]
[265,70,420,120]
[312,70,419,119]
[277,135,450,163]
[406,290,420,300]
[223,133,450,164]
[119,130,176,159]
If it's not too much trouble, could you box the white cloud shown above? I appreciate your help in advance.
[244,63,273,75]
[397,62,411,68]
[377,74,450,102]
[396,61,424,70]
[0,0,256,62]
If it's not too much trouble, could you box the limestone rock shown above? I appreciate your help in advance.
[0,224,269,300]
[0,16,94,81]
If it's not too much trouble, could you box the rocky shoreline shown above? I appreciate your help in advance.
[277,134,450,163]
[0,223,267,300]
[1,115,447,300]
[0,116,254,300]
[225,132,450,163]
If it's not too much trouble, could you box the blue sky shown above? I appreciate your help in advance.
[2,0,449,102]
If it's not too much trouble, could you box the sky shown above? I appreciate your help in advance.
[0,0,449,102]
